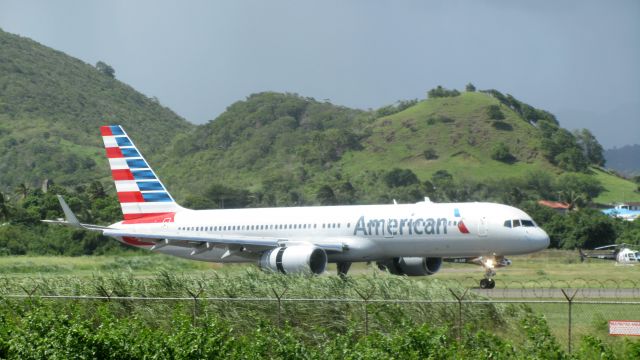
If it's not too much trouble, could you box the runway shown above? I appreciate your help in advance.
[472,287,640,299]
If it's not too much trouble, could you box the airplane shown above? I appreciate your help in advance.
[44,125,550,289]
[579,244,639,265]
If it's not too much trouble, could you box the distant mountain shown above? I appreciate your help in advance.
[605,145,640,177]
[0,29,193,192]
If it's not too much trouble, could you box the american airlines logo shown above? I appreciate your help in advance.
[353,216,469,236]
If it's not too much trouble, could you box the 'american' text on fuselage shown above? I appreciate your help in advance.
[353,216,449,236]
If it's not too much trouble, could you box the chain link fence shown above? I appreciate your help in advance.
[3,287,639,354]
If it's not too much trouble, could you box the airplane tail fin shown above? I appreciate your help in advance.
[100,125,182,222]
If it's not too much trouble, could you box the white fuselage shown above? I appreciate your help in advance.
[111,201,550,264]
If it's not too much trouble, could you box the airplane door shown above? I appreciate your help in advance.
[478,216,488,237]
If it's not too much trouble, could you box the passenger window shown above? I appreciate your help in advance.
[513,220,521,227]
[503,220,511,228]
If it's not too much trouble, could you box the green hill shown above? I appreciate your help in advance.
[0,28,637,207]
[0,29,193,192]
[160,90,640,205]
[341,92,553,180]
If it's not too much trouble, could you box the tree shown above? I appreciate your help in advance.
[555,148,588,172]
[14,183,29,200]
[431,170,454,200]
[465,83,476,92]
[555,173,604,209]
[427,86,460,98]
[0,191,10,221]
[96,61,115,78]
[574,129,605,166]
[202,184,250,209]
[383,168,419,188]
[316,185,336,205]
[486,105,505,120]
[87,181,107,200]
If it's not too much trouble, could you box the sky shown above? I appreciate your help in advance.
[0,0,638,148]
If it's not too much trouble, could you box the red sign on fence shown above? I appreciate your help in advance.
[609,321,640,336]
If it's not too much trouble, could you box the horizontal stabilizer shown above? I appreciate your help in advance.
[41,195,111,231]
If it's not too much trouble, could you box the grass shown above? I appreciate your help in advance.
[0,253,212,277]
[592,167,640,204]
[1,249,637,288]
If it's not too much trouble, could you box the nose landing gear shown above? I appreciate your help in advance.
[479,277,495,289]
[479,261,497,289]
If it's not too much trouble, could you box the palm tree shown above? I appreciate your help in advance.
[14,183,28,200]
[0,191,10,221]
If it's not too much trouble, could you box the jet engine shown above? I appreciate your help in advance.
[377,257,442,276]
[260,246,328,274]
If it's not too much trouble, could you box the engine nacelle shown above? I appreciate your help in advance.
[260,246,327,275]
[377,257,442,276]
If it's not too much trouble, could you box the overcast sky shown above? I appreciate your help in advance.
[1,0,638,148]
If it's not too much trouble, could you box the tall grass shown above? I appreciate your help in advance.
[1,269,508,337]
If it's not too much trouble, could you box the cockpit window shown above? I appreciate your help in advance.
[503,220,512,228]
[521,220,535,227]
[513,219,521,227]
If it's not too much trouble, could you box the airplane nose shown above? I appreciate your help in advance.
[534,228,550,250]
[525,228,550,252]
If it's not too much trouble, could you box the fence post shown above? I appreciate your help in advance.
[449,288,469,342]
[19,285,39,311]
[271,287,288,327]
[354,288,375,336]
[560,289,578,354]
[186,286,204,327]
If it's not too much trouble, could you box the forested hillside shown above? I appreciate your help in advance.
[0,28,193,191]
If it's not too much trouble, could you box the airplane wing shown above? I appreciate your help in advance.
[101,229,345,254]
[44,195,345,254]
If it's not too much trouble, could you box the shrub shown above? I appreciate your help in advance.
[423,148,438,160]
[427,86,460,98]
[491,142,514,162]
[486,105,505,120]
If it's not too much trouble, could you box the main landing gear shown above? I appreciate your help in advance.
[337,262,352,279]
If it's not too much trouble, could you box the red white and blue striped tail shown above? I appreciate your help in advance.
[100,125,182,222]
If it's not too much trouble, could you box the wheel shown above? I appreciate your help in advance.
[488,279,496,289]
[480,278,489,289]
